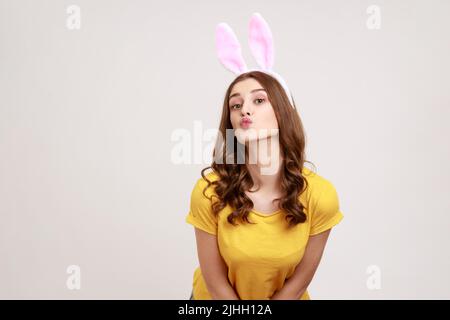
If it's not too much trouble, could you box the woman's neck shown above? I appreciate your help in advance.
[245,135,283,193]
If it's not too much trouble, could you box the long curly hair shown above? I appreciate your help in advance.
[200,71,315,228]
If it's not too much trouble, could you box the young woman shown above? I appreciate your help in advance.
[185,70,344,300]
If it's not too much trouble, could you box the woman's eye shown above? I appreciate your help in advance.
[230,99,264,109]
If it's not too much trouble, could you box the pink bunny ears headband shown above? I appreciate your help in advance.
[215,12,294,108]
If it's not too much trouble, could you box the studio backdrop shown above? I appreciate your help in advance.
[0,0,449,299]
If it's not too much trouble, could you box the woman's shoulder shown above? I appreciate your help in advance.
[301,166,343,225]
[301,166,338,199]
[192,169,219,198]
[301,166,344,233]
[195,169,219,185]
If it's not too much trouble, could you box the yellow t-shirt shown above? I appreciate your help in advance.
[185,166,344,300]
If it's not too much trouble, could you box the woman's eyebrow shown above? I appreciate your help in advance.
[229,88,266,100]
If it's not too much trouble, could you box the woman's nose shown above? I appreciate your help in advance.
[241,101,252,116]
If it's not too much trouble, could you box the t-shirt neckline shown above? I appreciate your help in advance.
[250,208,283,217]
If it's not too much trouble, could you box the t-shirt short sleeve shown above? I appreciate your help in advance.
[185,177,218,235]
[309,179,344,236]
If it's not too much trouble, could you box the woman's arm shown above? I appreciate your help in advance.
[271,229,332,300]
[194,227,240,300]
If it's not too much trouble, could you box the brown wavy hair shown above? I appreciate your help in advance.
[200,70,315,228]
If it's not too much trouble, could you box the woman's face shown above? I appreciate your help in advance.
[228,78,279,144]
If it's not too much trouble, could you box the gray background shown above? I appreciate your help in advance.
[1,0,449,299]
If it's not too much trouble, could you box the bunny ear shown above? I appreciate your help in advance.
[216,23,248,75]
[248,13,274,71]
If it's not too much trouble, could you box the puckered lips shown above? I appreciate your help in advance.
[240,117,253,128]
